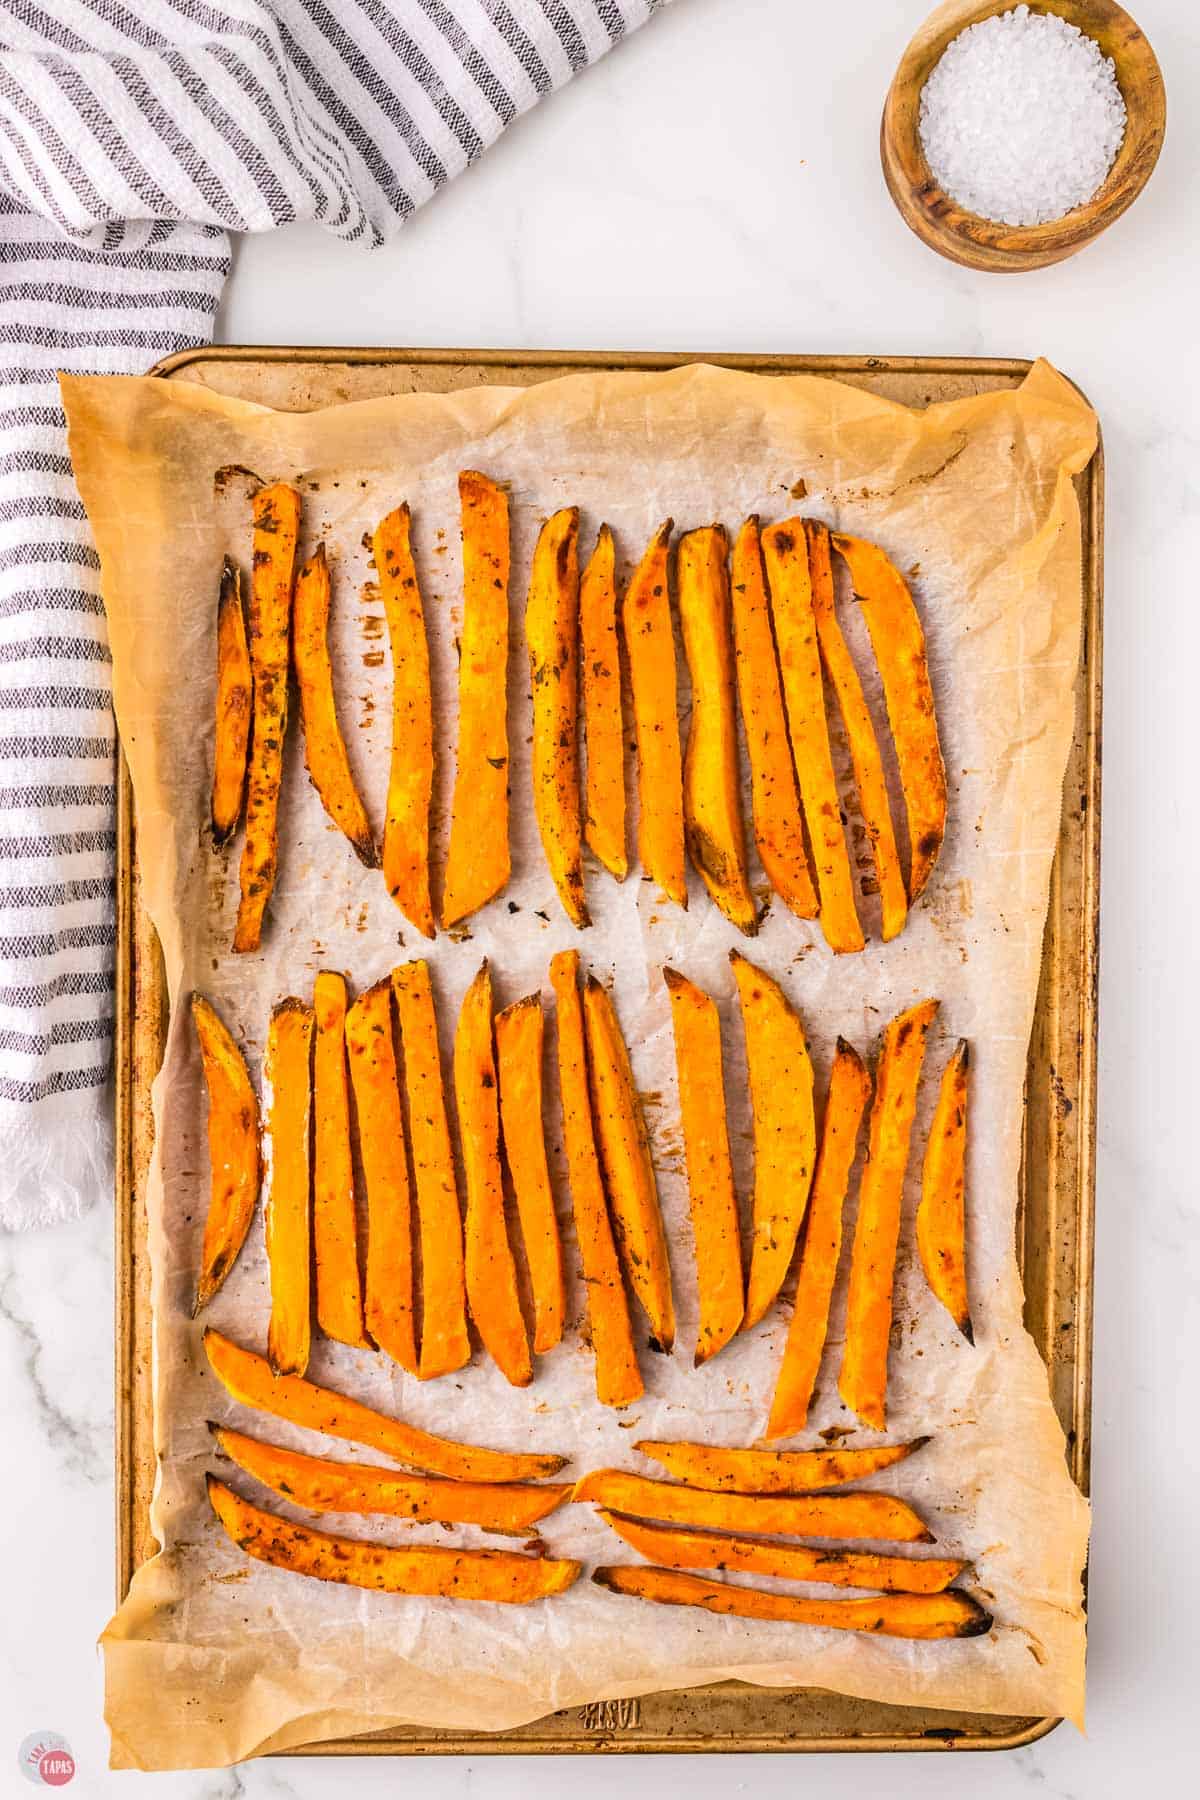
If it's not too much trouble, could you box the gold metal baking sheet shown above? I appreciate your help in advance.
[114,347,1101,1755]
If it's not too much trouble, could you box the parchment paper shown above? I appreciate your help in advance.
[63,359,1097,1769]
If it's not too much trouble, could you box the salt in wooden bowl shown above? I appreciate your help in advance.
[881,0,1166,271]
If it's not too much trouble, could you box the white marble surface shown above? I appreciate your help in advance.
[3,0,1197,1790]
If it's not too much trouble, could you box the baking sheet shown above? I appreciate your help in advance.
[65,358,1097,1769]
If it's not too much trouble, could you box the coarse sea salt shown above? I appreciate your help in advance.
[919,5,1126,227]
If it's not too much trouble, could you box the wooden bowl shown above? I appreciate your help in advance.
[881,0,1166,271]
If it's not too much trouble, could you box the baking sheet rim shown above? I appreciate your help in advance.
[112,344,1101,1756]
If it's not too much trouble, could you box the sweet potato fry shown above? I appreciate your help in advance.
[208,1477,580,1602]
[832,533,947,901]
[374,503,435,937]
[766,1038,872,1438]
[633,1437,927,1494]
[663,967,743,1364]
[311,972,368,1350]
[344,978,416,1373]
[573,1470,932,1542]
[676,524,756,934]
[234,482,300,953]
[840,998,940,1429]
[293,542,377,867]
[495,994,565,1355]
[549,951,642,1407]
[213,1426,570,1534]
[527,506,588,926]
[622,520,686,906]
[730,951,816,1329]
[204,1328,566,1480]
[391,961,469,1379]
[579,524,627,879]
[917,1039,973,1343]
[583,976,675,1351]
[760,518,863,955]
[729,519,817,919]
[592,1565,990,1637]
[442,471,511,927]
[263,997,314,1377]
[455,962,531,1386]
[192,994,259,1313]
[598,1513,965,1594]
[805,521,907,941]
[210,556,251,848]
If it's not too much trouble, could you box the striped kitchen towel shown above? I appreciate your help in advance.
[0,0,670,1230]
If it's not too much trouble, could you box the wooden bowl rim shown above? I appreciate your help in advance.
[882,0,1167,265]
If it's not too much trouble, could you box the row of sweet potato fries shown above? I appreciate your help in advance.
[203,1331,990,1639]
[194,949,972,1436]
[212,476,946,954]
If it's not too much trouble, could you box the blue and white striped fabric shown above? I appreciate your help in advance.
[0,0,667,1229]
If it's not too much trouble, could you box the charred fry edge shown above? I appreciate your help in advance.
[234,482,301,953]
[210,556,252,847]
